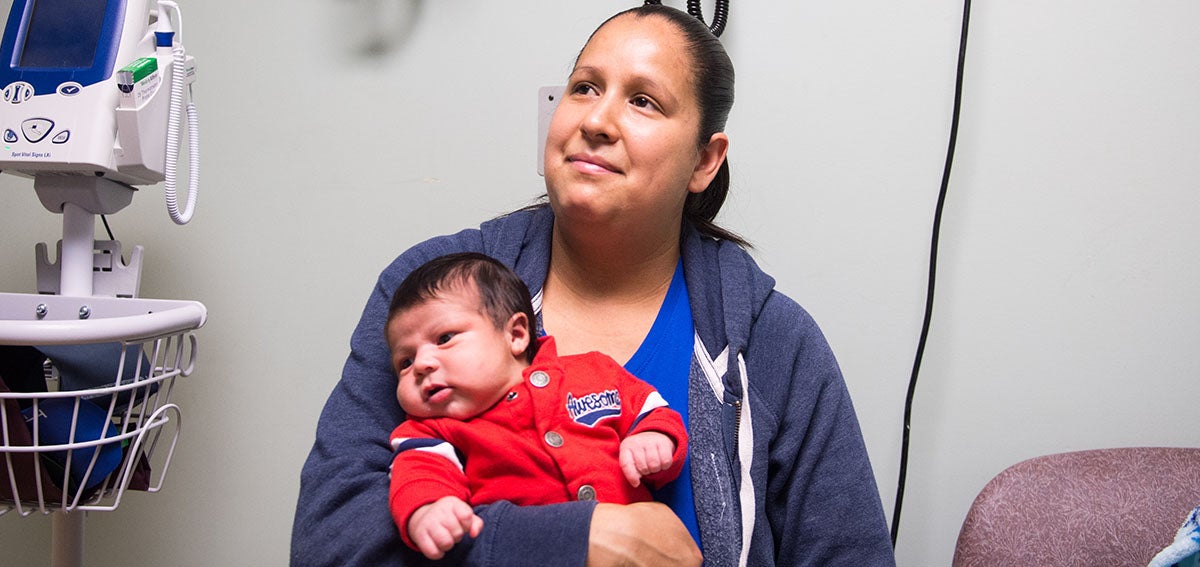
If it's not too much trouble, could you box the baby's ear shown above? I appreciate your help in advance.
[506,312,531,356]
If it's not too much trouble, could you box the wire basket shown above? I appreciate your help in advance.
[0,292,206,516]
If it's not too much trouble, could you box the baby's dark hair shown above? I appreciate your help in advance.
[387,252,539,362]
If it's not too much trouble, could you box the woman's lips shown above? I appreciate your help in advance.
[568,154,620,174]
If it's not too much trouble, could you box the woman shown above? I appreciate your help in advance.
[292,5,895,566]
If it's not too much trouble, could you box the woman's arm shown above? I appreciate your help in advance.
[750,293,895,566]
[587,503,702,567]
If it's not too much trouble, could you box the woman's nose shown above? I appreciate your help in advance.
[580,96,619,142]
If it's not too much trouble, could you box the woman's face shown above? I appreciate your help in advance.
[543,14,723,234]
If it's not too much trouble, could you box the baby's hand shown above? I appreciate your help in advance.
[619,431,676,487]
[408,495,483,560]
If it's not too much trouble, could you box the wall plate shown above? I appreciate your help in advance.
[537,86,563,176]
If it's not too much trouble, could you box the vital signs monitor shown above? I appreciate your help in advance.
[0,4,205,561]
[0,0,199,224]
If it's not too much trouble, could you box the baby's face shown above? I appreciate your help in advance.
[387,285,528,420]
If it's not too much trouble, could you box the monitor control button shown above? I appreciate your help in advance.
[21,118,54,143]
[4,82,34,103]
[58,82,82,96]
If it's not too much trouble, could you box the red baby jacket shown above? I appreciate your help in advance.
[388,337,688,549]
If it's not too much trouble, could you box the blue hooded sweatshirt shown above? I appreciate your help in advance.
[291,206,895,566]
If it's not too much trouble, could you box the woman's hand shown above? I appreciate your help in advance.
[587,502,702,567]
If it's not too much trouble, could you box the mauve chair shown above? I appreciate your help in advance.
[953,447,1200,567]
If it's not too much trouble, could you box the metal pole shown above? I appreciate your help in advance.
[59,203,95,297]
[50,512,85,567]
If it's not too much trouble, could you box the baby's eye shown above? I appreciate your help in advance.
[397,358,412,371]
[437,333,455,345]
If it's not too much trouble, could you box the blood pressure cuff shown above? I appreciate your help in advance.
[0,350,153,503]
[0,345,48,405]
[35,343,157,410]
[36,342,148,390]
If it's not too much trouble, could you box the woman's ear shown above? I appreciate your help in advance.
[688,132,730,194]
[507,312,531,357]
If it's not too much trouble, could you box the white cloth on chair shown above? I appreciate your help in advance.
[1148,505,1200,567]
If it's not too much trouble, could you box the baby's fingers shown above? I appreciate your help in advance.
[620,446,643,487]
[414,524,458,560]
[411,496,481,559]
[450,499,484,538]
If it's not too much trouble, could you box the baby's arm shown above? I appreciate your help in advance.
[408,495,484,560]
[619,431,677,488]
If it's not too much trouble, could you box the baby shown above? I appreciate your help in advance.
[385,252,688,560]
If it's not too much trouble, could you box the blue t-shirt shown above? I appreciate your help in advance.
[623,261,701,548]
[540,261,700,547]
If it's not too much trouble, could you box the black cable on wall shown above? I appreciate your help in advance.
[891,0,973,548]
[643,0,730,37]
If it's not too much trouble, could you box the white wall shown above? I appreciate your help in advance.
[1,1,1197,565]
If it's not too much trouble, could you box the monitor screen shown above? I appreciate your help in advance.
[19,0,107,68]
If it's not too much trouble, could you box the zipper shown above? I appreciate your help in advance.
[732,399,742,454]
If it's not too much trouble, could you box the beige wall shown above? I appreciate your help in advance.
[1,1,1198,564]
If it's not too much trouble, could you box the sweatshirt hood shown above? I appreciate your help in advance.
[681,221,775,366]
[479,206,776,366]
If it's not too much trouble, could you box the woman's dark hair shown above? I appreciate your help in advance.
[591,5,746,246]
[387,253,539,362]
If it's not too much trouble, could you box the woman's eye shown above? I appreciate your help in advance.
[437,333,455,345]
[571,83,597,96]
[631,96,657,110]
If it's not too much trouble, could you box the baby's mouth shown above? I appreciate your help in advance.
[425,385,451,404]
